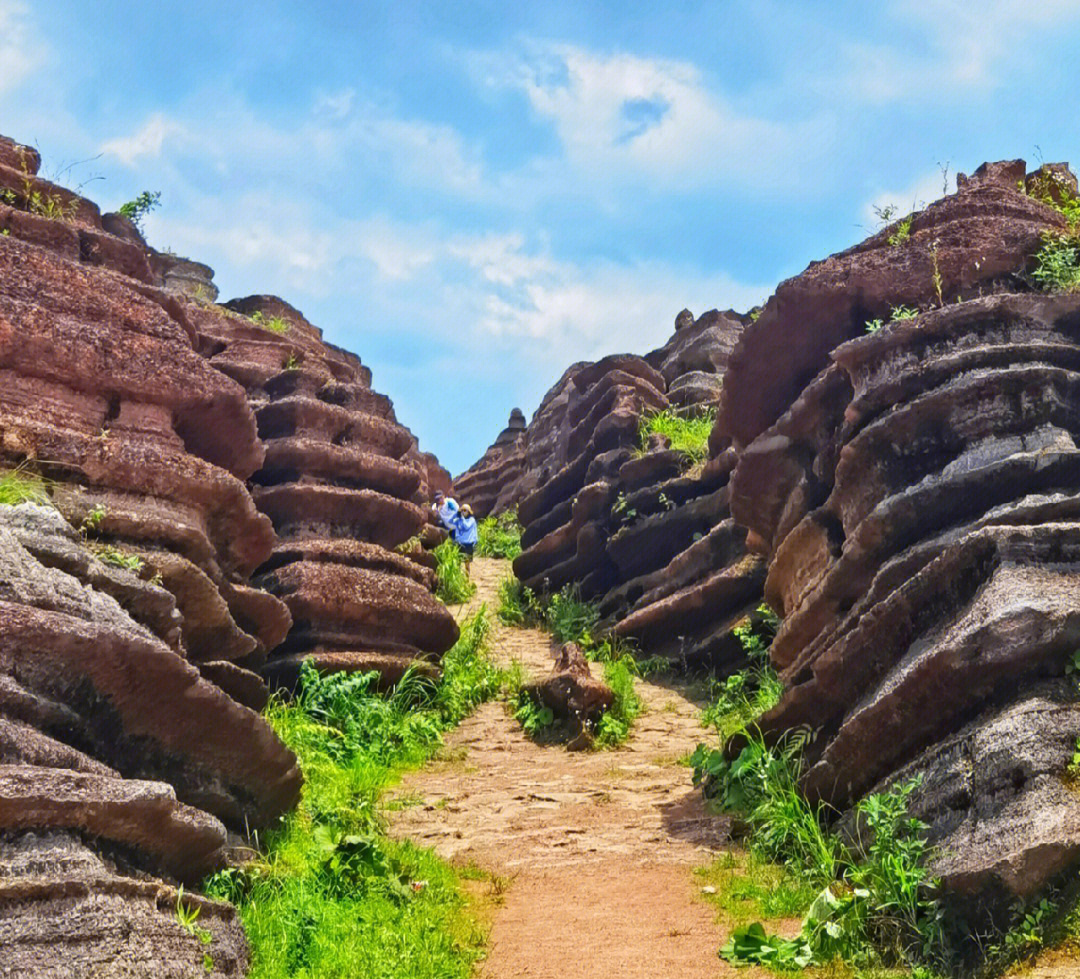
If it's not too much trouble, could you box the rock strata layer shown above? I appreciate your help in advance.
[0,130,453,974]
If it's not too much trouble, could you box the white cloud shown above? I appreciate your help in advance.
[500,43,810,188]
[834,0,1080,104]
[0,1,47,96]
[101,113,190,166]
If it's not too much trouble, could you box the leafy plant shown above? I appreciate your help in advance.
[175,887,214,946]
[1031,232,1080,293]
[638,407,716,467]
[496,575,540,626]
[887,217,912,247]
[251,310,291,334]
[594,656,644,747]
[543,585,598,644]
[118,190,161,232]
[433,539,476,604]
[96,545,145,572]
[865,318,885,334]
[476,509,523,559]
[611,492,638,526]
[890,304,920,322]
[284,353,301,371]
[987,897,1058,965]
[512,689,555,736]
[80,503,107,533]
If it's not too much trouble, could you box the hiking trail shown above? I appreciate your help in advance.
[387,557,750,978]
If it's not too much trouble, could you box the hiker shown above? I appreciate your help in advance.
[432,491,459,531]
[452,504,478,561]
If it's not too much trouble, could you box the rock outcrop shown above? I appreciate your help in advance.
[0,130,454,973]
[724,164,1080,914]
[503,313,763,670]
[452,408,527,518]
[184,294,460,689]
[522,642,614,733]
[0,502,300,976]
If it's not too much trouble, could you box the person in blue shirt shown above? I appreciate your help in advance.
[432,491,459,531]
[451,504,478,560]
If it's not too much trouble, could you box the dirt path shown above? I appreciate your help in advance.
[387,558,740,979]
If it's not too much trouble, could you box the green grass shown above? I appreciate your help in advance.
[476,509,523,559]
[0,467,52,507]
[95,545,145,572]
[594,656,644,747]
[697,850,821,927]
[638,407,716,466]
[251,310,292,334]
[496,576,539,626]
[433,539,477,604]
[204,610,499,979]
[688,609,947,975]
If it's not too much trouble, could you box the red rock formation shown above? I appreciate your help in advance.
[184,294,460,689]
[0,501,299,975]
[0,130,453,972]
[724,166,1080,914]
[452,407,527,517]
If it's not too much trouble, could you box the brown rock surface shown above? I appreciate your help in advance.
[185,292,459,688]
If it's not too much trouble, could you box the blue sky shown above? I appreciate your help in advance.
[3,1,1080,474]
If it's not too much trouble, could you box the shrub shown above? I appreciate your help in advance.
[476,509,523,559]
[1031,232,1080,292]
[543,585,599,644]
[433,539,476,604]
[496,576,540,626]
[118,190,161,232]
[594,656,644,747]
[638,408,715,467]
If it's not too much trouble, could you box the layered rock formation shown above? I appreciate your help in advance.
[0,131,453,972]
[184,294,460,688]
[724,163,1080,912]
[0,501,300,975]
[452,408,526,518]
[503,312,763,670]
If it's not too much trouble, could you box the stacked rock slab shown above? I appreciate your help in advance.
[0,503,301,975]
[0,133,304,973]
[0,135,289,713]
[503,311,764,669]
[726,162,1080,913]
[452,407,527,518]
[186,294,460,688]
[645,307,748,412]
[513,355,669,597]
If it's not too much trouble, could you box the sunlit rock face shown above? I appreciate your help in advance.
[502,309,764,672]
[0,129,456,973]
[185,293,459,690]
[723,162,1080,911]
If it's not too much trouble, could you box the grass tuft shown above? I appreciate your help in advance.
[433,539,476,604]
[638,407,716,466]
[476,509,523,559]
[0,466,51,507]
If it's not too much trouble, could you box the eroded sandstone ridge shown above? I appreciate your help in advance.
[185,294,459,688]
[726,162,1080,912]
[502,311,765,670]
[0,131,451,973]
[464,159,1080,916]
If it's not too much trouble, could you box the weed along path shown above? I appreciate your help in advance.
[387,557,747,979]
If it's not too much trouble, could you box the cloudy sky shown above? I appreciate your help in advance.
[3,1,1080,473]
